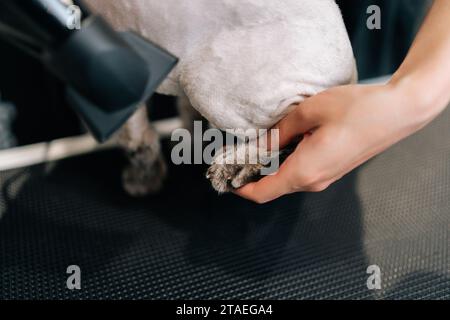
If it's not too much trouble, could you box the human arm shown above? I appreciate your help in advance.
[235,0,450,203]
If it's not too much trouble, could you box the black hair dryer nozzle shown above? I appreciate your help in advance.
[0,0,178,142]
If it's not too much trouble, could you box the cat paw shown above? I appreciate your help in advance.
[206,142,285,193]
[122,155,167,197]
[206,163,263,193]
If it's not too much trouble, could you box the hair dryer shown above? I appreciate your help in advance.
[0,0,178,142]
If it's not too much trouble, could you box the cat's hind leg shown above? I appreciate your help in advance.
[116,105,167,196]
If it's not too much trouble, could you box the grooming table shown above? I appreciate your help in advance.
[0,105,449,300]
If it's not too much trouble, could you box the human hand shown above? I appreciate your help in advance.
[235,83,436,203]
[235,0,450,203]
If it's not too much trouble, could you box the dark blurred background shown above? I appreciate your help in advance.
[0,0,430,146]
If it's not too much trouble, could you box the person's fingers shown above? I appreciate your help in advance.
[234,164,294,203]
[237,125,348,203]
[272,99,324,149]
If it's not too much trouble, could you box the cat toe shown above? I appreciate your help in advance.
[207,164,235,193]
[207,163,262,193]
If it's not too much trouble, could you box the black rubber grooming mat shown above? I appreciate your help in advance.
[0,107,449,300]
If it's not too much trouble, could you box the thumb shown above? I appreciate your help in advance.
[234,164,293,203]
[272,100,322,149]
